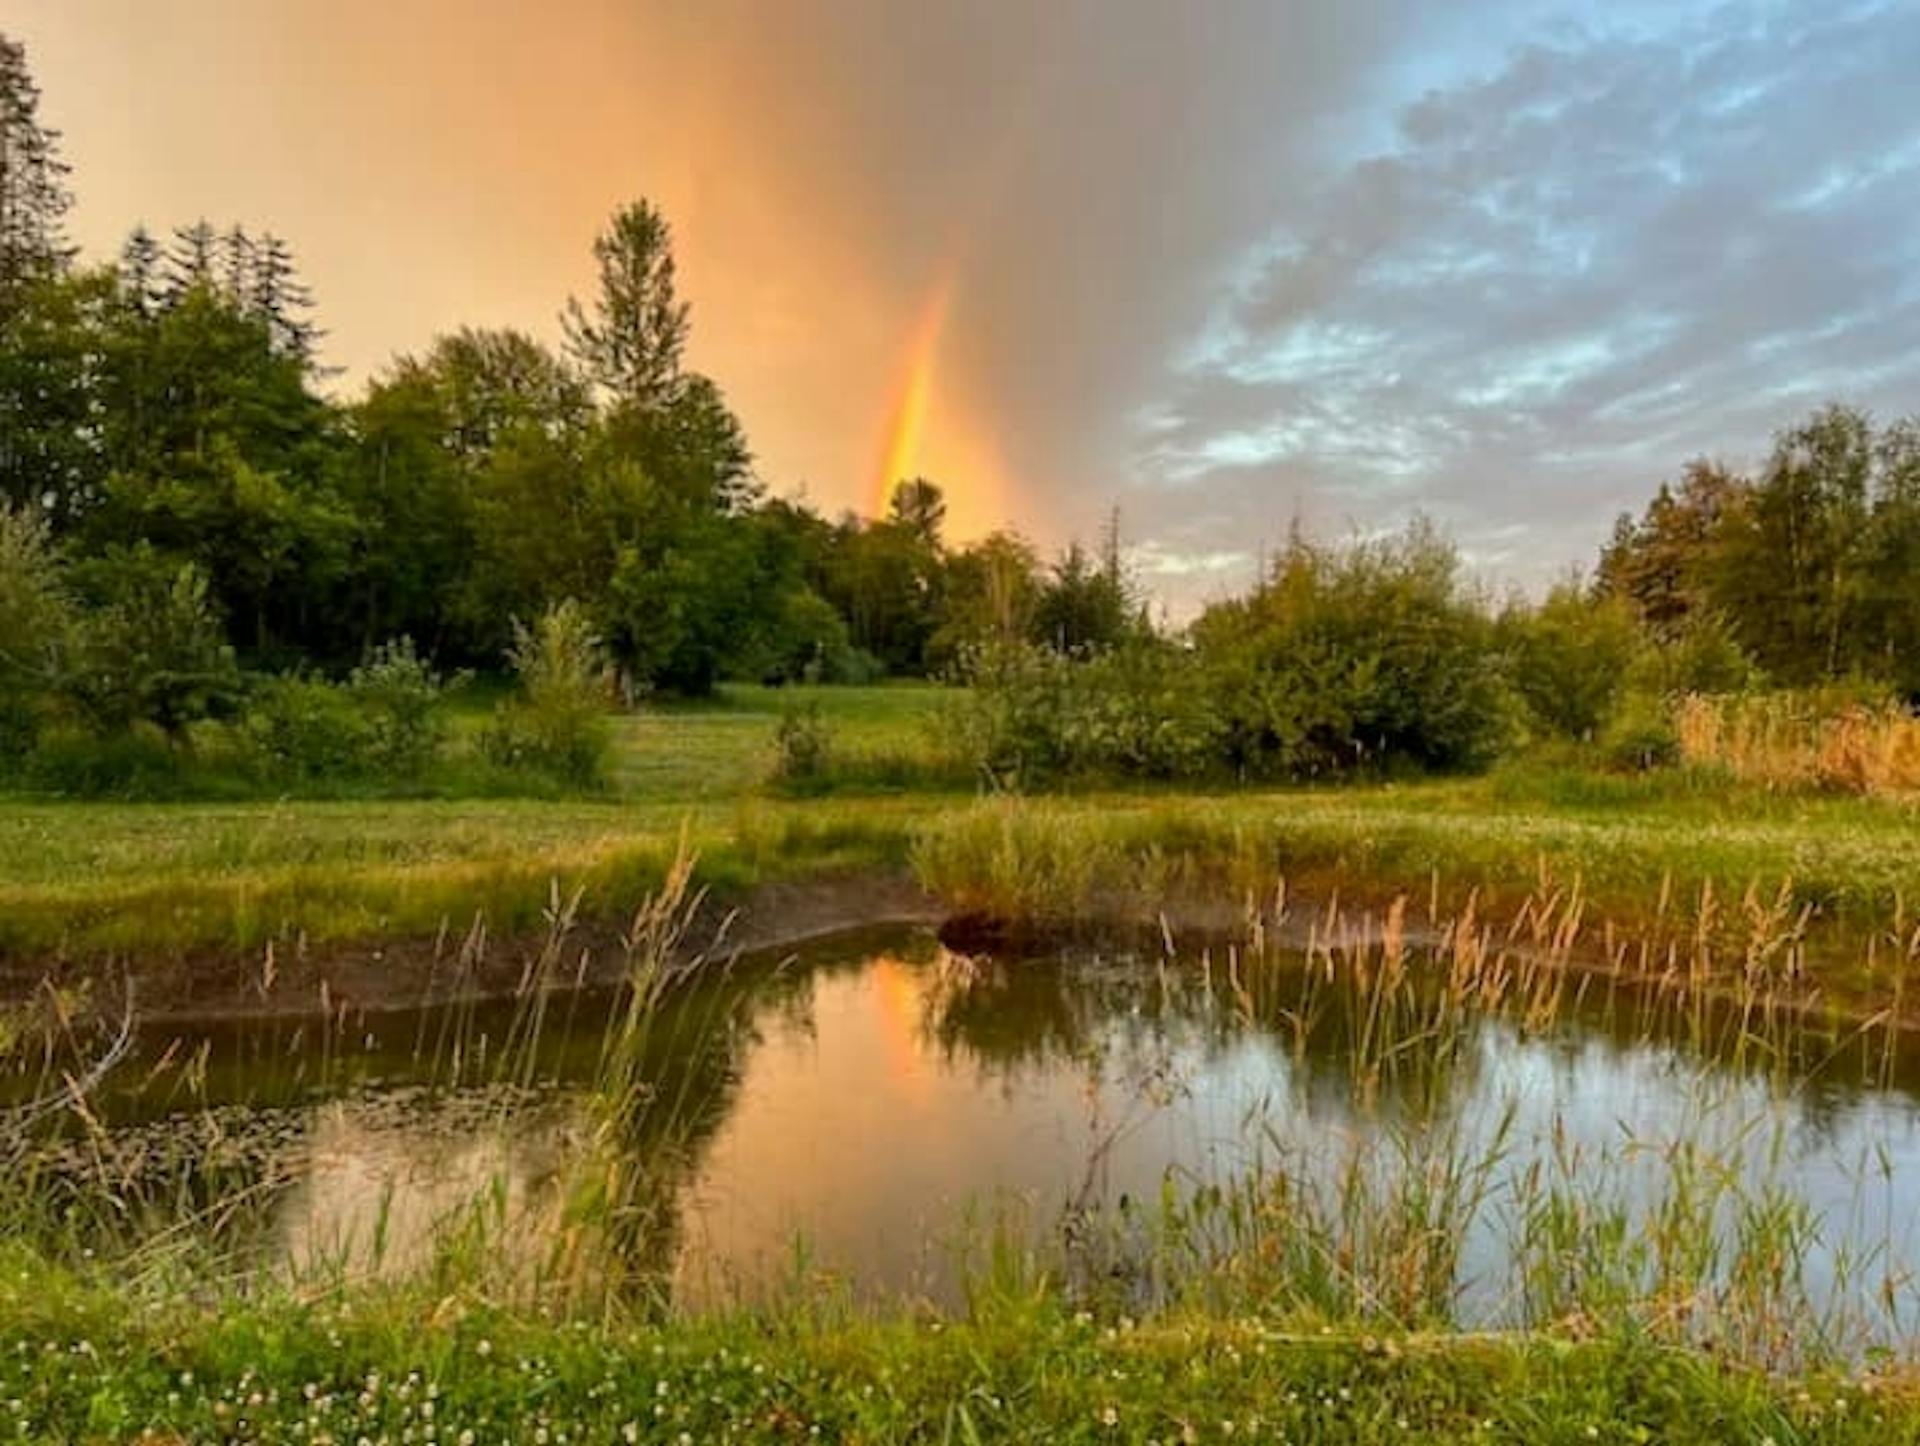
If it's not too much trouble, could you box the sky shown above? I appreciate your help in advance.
[13,0,1920,611]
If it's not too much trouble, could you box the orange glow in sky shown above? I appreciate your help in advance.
[13,0,1034,545]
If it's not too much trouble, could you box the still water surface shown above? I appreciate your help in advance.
[21,924,1920,1337]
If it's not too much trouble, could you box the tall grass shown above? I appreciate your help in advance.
[909,797,1920,1021]
[1678,692,1920,798]
[4,844,1920,1431]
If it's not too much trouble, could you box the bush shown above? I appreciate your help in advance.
[1600,692,1681,772]
[1500,583,1643,741]
[241,675,374,782]
[1627,611,1763,698]
[480,600,613,788]
[950,523,1516,790]
[346,638,456,775]
[744,588,860,686]
[769,700,833,790]
[828,646,888,687]
[1191,522,1513,778]
[21,722,194,797]
[0,505,75,760]
[233,640,454,786]
[949,639,1221,789]
[64,546,240,737]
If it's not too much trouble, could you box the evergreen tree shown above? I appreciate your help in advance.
[0,33,72,288]
[162,220,220,303]
[248,231,320,364]
[118,227,163,315]
[219,224,255,302]
[887,477,947,547]
[1035,541,1132,653]
[563,200,689,409]
[1596,460,1745,636]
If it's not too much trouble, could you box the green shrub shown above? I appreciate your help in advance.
[64,546,240,736]
[828,646,888,686]
[234,641,454,785]
[948,638,1222,789]
[743,588,860,685]
[1601,692,1682,772]
[769,699,833,790]
[22,722,198,797]
[1191,521,1514,778]
[480,600,613,788]
[953,524,1517,790]
[0,505,75,760]
[345,637,456,775]
[1628,611,1763,698]
[241,675,371,782]
[1499,581,1643,740]
[947,639,1075,787]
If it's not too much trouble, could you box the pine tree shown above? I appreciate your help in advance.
[219,224,255,303]
[0,32,73,288]
[162,220,219,303]
[249,231,320,363]
[118,226,163,315]
[563,200,689,409]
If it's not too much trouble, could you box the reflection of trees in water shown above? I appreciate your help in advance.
[530,926,946,1309]
[4,928,941,1303]
[24,919,1920,1316]
[921,944,1496,1129]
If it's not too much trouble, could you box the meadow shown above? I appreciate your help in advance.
[4,681,1917,995]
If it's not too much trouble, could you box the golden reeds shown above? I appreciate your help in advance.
[1677,692,1920,797]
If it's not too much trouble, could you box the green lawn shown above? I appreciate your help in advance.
[603,681,948,801]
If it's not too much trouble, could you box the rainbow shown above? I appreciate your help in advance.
[869,278,953,518]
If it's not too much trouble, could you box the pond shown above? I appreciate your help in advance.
[11,920,1920,1354]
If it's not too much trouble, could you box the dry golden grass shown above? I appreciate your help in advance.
[1676,692,1920,798]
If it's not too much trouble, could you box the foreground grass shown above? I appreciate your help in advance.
[4,1259,1913,1445]
[2,684,1918,963]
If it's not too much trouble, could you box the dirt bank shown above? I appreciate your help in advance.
[7,868,1907,1039]
[3,872,944,1026]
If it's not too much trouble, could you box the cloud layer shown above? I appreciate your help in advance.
[1138,1,1920,595]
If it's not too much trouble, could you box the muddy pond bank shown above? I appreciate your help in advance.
[4,862,1912,1041]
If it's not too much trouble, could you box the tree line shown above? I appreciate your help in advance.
[1595,405,1920,697]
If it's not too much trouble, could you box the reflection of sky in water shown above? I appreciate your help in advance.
[277,1093,574,1279]
[45,934,1920,1346]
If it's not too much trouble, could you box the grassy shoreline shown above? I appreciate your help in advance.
[3,762,1915,976]
[7,1266,1916,1444]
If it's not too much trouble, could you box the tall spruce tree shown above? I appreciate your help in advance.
[162,220,219,303]
[248,231,320,364]
[563,200,689,409]
[0,32,72,288]
[118,226,163,315]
